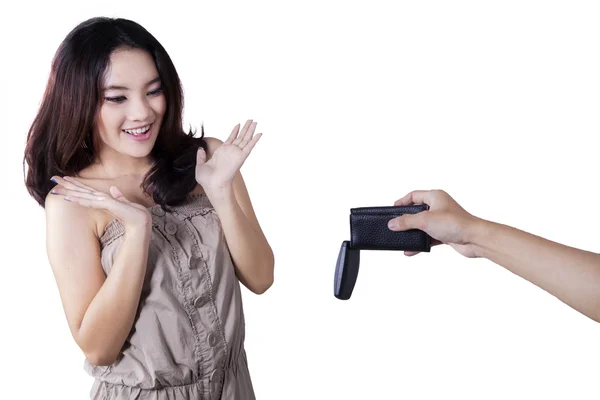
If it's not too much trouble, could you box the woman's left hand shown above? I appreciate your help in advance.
[195,119,261,191]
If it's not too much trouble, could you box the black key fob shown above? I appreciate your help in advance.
[334,241,360,300]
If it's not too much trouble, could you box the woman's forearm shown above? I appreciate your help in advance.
[207,185,274,294]
[470,219,600,322]
[77,227,151,365]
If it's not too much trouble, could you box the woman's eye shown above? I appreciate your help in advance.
[148,88,164,96]
[105,96,126,103]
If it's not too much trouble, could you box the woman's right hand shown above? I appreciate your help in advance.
[50,176,152,233]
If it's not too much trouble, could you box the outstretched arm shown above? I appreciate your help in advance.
[388,189,600,322]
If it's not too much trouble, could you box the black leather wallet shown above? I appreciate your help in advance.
[334,205,432,300]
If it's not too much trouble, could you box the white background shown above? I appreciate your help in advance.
[1,1,600,399]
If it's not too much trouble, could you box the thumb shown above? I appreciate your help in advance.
[196,147,207,166]
[388,213,426,231]
[109,186,130,203]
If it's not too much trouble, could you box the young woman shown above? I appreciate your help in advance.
[388,189,600,323]
[23,17,274,400]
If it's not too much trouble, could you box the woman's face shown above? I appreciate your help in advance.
[95,47,166,161]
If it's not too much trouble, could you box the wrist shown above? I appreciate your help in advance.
[204,184,235,203]
[124,217,153,238]
[464,217,494,258]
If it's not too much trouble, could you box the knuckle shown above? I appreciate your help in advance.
[397,215,409,228]
[413,215,427,230]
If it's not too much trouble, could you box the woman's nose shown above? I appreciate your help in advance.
[128,97,152,122]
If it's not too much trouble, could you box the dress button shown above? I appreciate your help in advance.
[207,332,217,347]
[193,295,208,308]
[188,251,202,269]
[165,222,177,235]
[152,207,165,217]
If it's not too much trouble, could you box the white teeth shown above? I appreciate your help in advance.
[124,125,151,135]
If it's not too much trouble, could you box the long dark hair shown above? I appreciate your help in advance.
[23,17,206,207]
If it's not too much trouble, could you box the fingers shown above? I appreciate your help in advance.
[237,121,257,147]
[63,196,106,209]
[51,184,101,198]
[224,124,241,145]
[242,132,262,154]
[109,186,130,203]
[60,187,134,213]
[51,176,96,195]
[393,190,433,206]
[388,212,426,231]
[50,178,131,208]
[60,190,106,201]
[228,120,252,146]
[393,192,412,206]
[239,119,253,136]
[61,190,111,209]
[196,146,207,166]
[223,119,260,150]
[234,120,255,147]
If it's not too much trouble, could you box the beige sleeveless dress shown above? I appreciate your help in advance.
[84,193,255,400]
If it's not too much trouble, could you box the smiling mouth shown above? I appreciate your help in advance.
[123,124,152,136]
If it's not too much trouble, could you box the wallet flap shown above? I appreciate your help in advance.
[351,205,429,215]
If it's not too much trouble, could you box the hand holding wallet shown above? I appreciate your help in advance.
[334,205,432,300]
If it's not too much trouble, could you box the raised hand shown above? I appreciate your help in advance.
[195,120,262,191]
[387,190,482,258]
[49,176,152,232]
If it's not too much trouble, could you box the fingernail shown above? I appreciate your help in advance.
[388,219,397,229]
[64,197,71,202]
[50,190,57,195]
[50,178,57,183]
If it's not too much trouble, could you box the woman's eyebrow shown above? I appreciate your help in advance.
[104,77,161,91]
